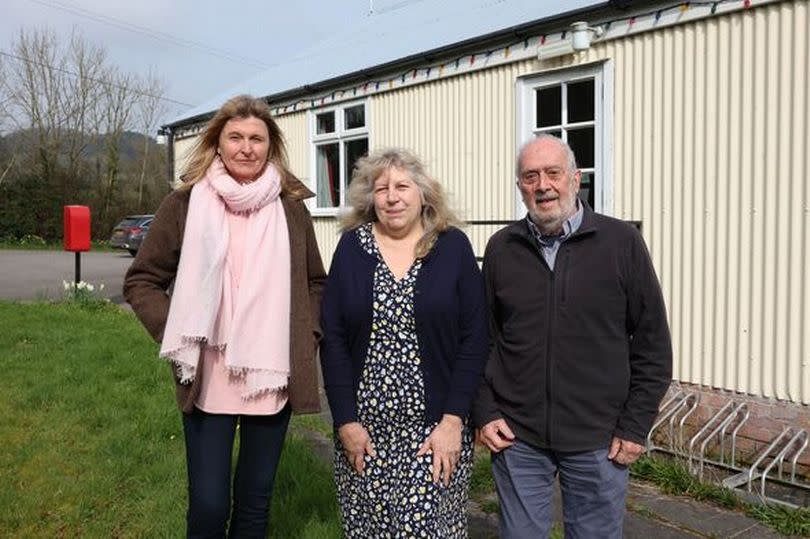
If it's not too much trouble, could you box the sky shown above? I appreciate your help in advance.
[1,0,596,130]
[0,0,390,127]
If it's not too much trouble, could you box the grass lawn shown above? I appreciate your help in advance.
[0,301,340,538]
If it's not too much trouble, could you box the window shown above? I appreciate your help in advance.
[516,62,612,215]
[311,102,369,211]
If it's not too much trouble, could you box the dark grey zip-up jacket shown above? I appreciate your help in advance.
[471,202,672,452]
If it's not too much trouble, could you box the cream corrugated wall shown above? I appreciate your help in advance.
[275,112,308,176]
[324,1,810,402]
[372,64,525,257]
[172,136,196,182]
[585,1,809,402]
[172,0,809,404]
[284,65,528,266]
[275,112,342,266]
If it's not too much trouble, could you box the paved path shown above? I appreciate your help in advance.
[0,249,134,303]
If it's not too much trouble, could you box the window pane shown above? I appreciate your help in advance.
[536,85,561,128]
[316,111,335,134]
[567,79,594,123]
[344,138,369,185]
[578,171,594,209]
[344,105,365,130]
[535,130,562,139]
[316,143,340,207]
[567,127,594,168]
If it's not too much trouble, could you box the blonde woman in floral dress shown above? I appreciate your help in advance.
[320,148,487,537]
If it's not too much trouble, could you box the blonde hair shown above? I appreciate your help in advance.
[178,95,307,197]
[341,148,461,258]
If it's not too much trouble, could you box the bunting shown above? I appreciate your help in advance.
[267,0,756,116]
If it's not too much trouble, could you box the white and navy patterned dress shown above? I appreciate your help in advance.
[334,223,473,538]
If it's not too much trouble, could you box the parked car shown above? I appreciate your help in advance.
[109,215,154,256]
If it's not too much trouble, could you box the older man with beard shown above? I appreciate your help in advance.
[473,135,672,538]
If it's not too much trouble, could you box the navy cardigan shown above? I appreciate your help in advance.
[320,226,488,427]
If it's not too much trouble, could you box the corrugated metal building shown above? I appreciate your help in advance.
[164,0,809,423]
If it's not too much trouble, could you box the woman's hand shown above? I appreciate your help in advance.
[416,414,462,486]
[337,422,376,475]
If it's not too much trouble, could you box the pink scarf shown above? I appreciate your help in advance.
[160,158,291,399]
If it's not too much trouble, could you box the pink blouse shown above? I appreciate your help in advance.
[195,211,289,415]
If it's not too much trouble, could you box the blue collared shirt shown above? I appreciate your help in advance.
[526,200,584,270]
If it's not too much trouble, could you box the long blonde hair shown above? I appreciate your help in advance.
[179,95,307,198]
[342,148,461,258]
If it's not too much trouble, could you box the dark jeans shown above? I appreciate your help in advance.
[182,405,291,539]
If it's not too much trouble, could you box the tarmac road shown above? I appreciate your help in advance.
[0,249,135,303]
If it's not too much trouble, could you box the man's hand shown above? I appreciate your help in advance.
[608,436,645,466]
[478,418,516,453]
[337,422,376,475]
[416,414,463,486]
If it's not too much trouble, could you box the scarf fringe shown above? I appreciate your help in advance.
[159,337,289,398]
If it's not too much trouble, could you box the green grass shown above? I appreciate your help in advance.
[292,413,334,440]
[631,455,738,508]
[269,433,342,538]
[469,450,495,500]
[0,301,340,538]
[631,454,810,536]
[745,502,810,537]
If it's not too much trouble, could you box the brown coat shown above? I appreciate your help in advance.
[123,180,326,414]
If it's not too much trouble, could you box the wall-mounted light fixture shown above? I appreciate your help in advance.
[537,20,605,60]
[570,21,605,50]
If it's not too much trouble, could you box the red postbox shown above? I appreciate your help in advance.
[63,205,91,252]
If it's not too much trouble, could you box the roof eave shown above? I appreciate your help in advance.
[163,1,613,130]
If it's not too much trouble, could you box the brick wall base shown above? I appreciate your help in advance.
[653,381,810,474]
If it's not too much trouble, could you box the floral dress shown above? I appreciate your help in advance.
[334,223,473,538]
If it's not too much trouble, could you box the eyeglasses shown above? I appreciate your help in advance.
[518,167,567,186]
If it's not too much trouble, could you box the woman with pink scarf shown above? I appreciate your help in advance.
[124,95,325,537]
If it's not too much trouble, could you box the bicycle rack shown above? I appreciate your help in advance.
[648,391,810,507]
[647,391,750,474]
[721,427,810,502]
[646,390,700,454]
[687,402,749,480]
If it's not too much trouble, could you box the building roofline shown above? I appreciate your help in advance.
[163,1,614,130]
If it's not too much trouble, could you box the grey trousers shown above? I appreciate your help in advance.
[491,440,629,539]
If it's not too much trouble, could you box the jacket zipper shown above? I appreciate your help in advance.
[560,246,569,303]
[545,270,555,446]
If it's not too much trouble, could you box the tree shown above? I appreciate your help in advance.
[134,69,168,212]
[97,66,137,231]
[0,27,170,241]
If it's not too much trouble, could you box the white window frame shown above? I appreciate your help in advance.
[515,60,613,218]
[308,100,370,216]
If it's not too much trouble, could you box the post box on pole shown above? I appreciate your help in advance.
[63,206,91,284]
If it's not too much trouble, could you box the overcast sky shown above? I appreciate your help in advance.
[0,0,396,126]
